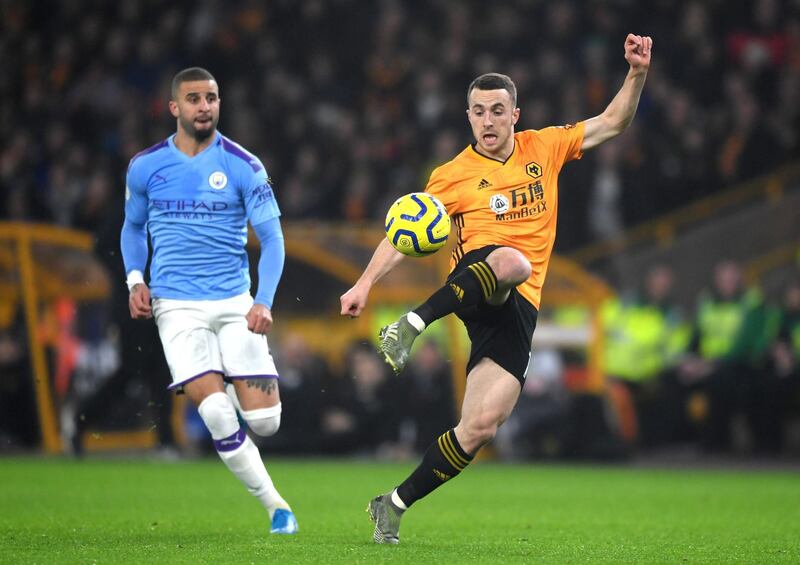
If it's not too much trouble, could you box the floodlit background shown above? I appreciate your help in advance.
[1,0,799,463]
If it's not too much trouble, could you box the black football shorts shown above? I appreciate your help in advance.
[448,245,538,385]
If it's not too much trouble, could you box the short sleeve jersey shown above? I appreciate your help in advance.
[124,132,280,300]
[425,123,584,309]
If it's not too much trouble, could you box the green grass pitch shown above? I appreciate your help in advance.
[1,457,798,563]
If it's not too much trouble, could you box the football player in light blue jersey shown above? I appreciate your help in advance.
[120,67,297,535]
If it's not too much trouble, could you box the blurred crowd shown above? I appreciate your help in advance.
[1,0,800,459]
[488,261,795,460]
[3,254,798,459]
[583,259,799,458]
[2,0,800,248]
[595,260,800,456]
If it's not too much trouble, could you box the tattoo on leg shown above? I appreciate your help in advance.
[245,379,277,395]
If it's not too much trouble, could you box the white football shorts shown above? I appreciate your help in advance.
[152,292,278,390]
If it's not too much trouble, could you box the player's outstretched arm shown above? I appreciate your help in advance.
[340,238,405,318]
[581,33,652,151]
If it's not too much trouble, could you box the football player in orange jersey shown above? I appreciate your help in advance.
[341,33,652,545]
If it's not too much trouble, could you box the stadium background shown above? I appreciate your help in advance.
[1,0,799,462]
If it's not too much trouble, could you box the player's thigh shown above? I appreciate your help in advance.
[460,358,522,429]
[153,298,224,390]
[233,377,281,410]
[459,289,538,383]
[215,304,281,409]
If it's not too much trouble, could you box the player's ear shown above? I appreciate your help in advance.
[168,100,179,118]
[512,107,520,125]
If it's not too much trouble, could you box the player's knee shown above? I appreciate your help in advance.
[242,403,282,437]
[473,423,498,447]
[488,247,531,286]
[197,392,240,440]
[458,418,498,451]
[247,413,281,437]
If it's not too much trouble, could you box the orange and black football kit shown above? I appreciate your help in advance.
[424,123,585,382]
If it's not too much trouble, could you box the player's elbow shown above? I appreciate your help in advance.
[599,113,628,138]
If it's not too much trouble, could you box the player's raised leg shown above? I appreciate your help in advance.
[379,246,530,373]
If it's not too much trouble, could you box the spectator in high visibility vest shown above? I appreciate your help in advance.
[762,279,800,453]
[678,260,772,452]
[772,280,800,373]
[602,265,690,447]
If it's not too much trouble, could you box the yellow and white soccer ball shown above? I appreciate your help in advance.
[384,192,450,257]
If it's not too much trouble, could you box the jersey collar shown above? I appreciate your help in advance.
[168,131,221,160]
[469,138,516,165]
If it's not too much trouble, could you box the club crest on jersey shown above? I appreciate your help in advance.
[526,161,542,179]
[209,171,228,189]
[489,194,509,214]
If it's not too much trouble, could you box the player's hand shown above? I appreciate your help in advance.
[624,33,652,73]
[340,282,370,318]
[129,283,152,320]
[247,303,273,335]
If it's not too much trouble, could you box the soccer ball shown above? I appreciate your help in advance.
[384,192,451,257]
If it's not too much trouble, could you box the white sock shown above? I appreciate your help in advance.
[225,382,242,412]
[391,489,408,510]
[198,392,289,518]
[406,311,426,333]
[219,436,289,518]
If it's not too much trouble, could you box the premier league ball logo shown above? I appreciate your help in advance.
[489,194,509,214]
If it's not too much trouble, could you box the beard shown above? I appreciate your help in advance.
[179,114,218,141]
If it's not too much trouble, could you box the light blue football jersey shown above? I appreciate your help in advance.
[124,132,280,300]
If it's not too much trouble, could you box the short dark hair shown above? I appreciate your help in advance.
[467,73,517,107]
[171,67,217,99]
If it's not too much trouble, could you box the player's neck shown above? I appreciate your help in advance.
[474,138,515,162]
[173,129,217,157]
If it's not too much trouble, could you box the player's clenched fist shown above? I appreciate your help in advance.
[624,34,652,72]
[129,283,153,320]
[340,283,369,318]
[247,303,274,335]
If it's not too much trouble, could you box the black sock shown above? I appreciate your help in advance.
[395,429,474,508]
[413,261,497,326]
